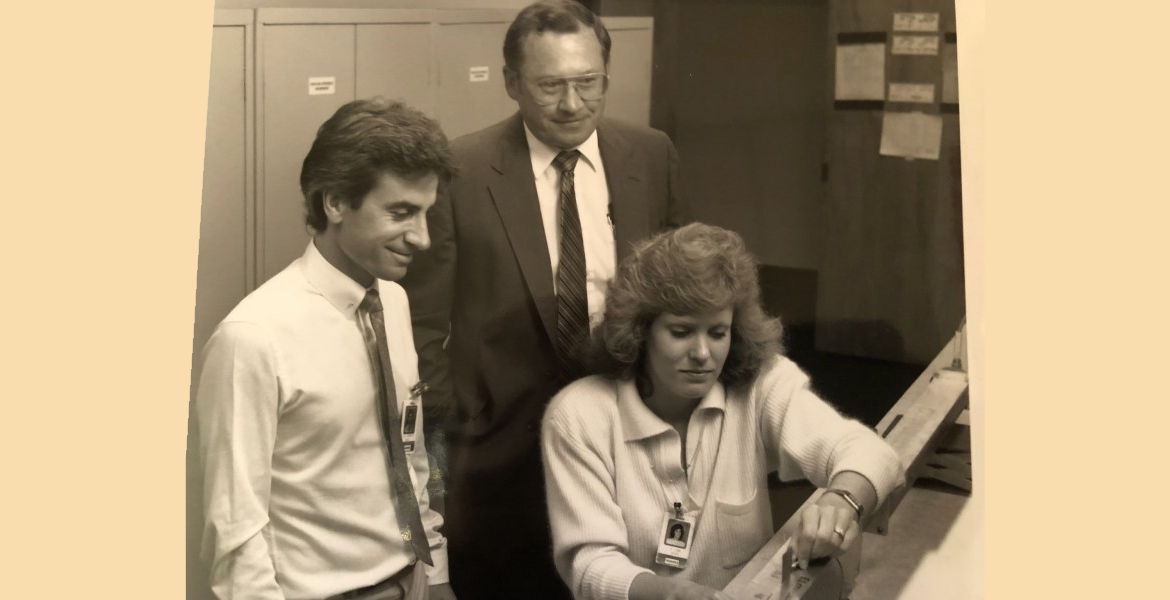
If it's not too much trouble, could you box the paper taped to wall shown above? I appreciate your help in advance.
[888,83,935,103]
[880,111,943,160]
[835,43,886,100]
[892,35,939,56]
[893,13,940,32]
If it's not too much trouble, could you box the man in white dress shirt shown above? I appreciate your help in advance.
[194,98,458,600]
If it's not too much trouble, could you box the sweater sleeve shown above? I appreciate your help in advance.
[757,357,906,508]
[541,385,653,600]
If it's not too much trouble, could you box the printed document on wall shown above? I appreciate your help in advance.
[835,43,886,100]
[880,111,943,160]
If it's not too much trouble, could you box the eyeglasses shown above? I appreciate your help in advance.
[526,72,610,105]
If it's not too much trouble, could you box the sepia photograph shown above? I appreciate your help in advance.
[186,1,977,599]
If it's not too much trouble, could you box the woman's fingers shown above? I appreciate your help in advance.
[793,504,859,569]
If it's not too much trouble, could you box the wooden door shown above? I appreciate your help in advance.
[815,0,965,365]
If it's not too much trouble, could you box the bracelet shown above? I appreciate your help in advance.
[822,488,863,520]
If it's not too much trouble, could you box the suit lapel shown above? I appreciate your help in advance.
[486,115,558,343]
[599,121,651,262]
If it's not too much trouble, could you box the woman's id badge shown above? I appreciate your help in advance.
[654,503,695,569]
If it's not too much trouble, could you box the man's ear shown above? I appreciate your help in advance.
[322,192,347,225]
[504,66,521,102]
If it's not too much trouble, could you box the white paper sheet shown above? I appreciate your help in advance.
[892,35,940,56]
[888,83,935,103]
[893,13,940,32]
[835,43,886,100]
[880,111,943,160]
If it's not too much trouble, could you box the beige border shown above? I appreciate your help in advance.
[20,0,1170,597]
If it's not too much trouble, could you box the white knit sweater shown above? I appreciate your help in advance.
[541,355,905,600]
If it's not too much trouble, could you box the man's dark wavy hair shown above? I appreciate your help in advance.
[300,97,456,233]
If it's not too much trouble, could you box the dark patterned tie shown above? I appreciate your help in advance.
[553,149,589,384]
[359,288,433,566]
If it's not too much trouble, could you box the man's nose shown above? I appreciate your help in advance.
[558,85,585,112]
[406,213,430,251]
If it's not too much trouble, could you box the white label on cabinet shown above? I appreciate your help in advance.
[893,13,940,32]
[469,66,490,82]
[888,83,935,103]
[309,76,336,96]
[892,35,940,56]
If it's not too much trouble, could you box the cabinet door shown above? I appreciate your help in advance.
[357,22,435,116]
[603,17,653,125]
[259,23,356,283]
[194,20,252,388]
[435,18,515,139]
[191,15,254,600]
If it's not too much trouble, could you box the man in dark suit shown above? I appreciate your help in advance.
[400,1,689,597]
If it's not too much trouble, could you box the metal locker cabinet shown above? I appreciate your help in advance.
[256,10,357,284]
[434,10,517,140]
[356,11,436,116]
[190,13,254,600]
[602,17,654,126]
[193,11,254,390]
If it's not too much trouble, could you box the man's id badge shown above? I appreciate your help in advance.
[403,382,426,454]
[654,503,695,569]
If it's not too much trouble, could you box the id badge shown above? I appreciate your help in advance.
[654,510,696,569]
[401,401,419,453]
[402,382,428,454]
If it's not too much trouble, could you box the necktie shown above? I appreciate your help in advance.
[553,149,589,384]
[359,288,433,566]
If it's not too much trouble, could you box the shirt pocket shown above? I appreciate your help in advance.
[711,488,773,570]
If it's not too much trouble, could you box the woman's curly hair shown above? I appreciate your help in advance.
[591,223,783,394]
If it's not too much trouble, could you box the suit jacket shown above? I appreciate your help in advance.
[400,112,688,549]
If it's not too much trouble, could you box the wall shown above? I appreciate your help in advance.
[651,0,829,271]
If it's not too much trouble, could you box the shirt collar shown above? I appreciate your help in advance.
[523,122,601,178]
[300,240,370,316]
[617,378,727,442]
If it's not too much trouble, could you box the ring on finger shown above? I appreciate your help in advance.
[832,526,845,538]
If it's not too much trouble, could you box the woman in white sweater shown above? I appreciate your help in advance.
[541,223,905,600]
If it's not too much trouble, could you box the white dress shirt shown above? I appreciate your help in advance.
[524,124,616,330]
[195,241,448,600]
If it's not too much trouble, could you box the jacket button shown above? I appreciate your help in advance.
[527,420,539,433]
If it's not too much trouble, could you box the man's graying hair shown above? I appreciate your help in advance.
[503,0,612,72]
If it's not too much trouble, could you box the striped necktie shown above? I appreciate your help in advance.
[553,149,589,384]
[359,288,433,566]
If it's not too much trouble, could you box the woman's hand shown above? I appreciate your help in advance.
[629,572,735,600]
[790,496,859,570]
